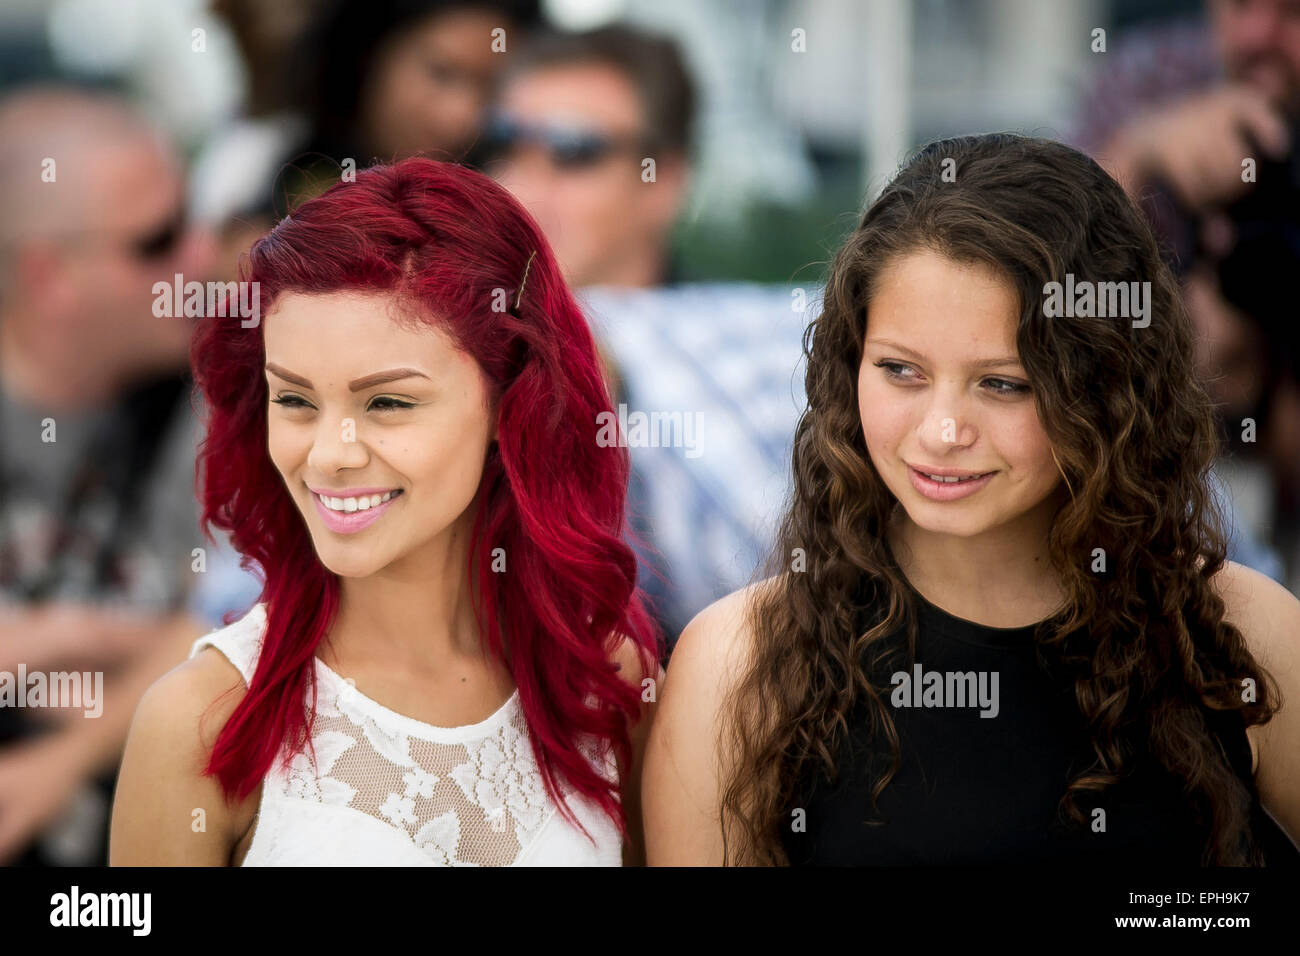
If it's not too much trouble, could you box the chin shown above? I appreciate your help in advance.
[902,504,997,538]
[306,534,389,578]
[315,551,386,578]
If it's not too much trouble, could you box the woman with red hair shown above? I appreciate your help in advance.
[109,157,662,865]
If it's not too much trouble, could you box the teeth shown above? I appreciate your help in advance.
[317,490,397,512]
[923,472,986,483]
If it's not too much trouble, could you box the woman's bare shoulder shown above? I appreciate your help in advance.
[140,647,248,747]
[1210,560,1300,667]
[642,580,778,864]
[668,578,777,694]
[1209,562,1300,843]
[109,648,251,864]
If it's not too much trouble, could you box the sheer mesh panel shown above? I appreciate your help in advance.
[192,604,619,866]
[277,683,555,865]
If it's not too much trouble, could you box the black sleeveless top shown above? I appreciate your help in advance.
[780,577,1298,865]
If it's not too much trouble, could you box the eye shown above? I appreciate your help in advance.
[982,377,1032,396]
[368,396,416,412]
[874,360,920,382]
[270,393,314,410]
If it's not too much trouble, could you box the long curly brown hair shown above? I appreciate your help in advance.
[719,133,1281,865]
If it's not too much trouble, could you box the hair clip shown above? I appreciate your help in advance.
[515,250,538,310]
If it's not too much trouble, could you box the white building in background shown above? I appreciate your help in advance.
[9,0,1109,225]
[772,0,1106,199]
[554,0,1106,212]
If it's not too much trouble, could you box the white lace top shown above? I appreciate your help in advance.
[189,603,623,866]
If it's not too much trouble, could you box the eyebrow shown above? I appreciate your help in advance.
[265,363,432,392]
[864,339,1022,370]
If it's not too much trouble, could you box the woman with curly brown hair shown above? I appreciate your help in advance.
[642,133,1300,866]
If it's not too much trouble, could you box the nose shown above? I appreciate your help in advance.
[916,388,977,452]
[307,412,371,477]
[493,152,558,239]
[496,146,558,200]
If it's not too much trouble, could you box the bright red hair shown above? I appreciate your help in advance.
[191,157,661,840]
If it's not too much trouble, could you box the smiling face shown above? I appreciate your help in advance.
[263,291,496,579]
[857,247,1063,539]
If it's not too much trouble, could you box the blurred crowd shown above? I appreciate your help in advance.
[0,0,1296,866]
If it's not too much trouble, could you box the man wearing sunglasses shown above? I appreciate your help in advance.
[484,25,694,290]
[482,26,706,645]
[0,86,216,866]
[484,24,807,660]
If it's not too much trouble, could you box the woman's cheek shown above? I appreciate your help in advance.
[265,425,294,480]
[1003,409,1056,482]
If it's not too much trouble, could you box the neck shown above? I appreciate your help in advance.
[889,494,1068,628]
[326,511,488,673]
[0,310,121,410]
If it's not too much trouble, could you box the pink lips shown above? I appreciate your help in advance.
[311,489,402,533]
[907,465,995,501]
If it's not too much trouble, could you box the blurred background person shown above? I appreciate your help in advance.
[0,85,215,865]
[295,0,543,170]
[1074,0,1300,209]
[186,0,321,287]
[483,24,692,288]
[188,0,549,621]
[1070,0,1300,596]
[484,25,811,642]
[3,0,1290,656]
[192,0,544,283]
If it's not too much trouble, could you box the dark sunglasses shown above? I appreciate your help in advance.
[129,203,187,260]
[56,202,189,261]
[482,114,647,170]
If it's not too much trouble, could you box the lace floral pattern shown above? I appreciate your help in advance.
[269,672,567,865]
[192,603,619,866]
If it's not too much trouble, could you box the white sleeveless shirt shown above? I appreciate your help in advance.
[188,603,623,866]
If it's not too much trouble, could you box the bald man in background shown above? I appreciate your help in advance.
[0,86,215,865]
